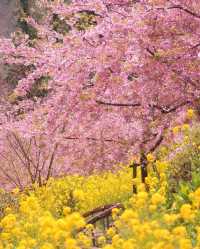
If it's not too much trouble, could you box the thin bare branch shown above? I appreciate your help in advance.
[46,143,58,181]
[64,136,127,145]
[11,133,35,183]
[6,135,28,170]
[0,165,19,187]
[168,5,200,19]
[96,100,141,107]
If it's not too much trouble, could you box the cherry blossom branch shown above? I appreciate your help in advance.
[168,5,200,19]
[148,131,164,153]
[64,136,126,145]
[96,100,140,107]
[96,99,190,113]
[151,100,191,113]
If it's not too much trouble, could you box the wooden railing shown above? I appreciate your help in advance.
[80,203,124,247]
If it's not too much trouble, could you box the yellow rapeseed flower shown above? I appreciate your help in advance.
[63,207,71,216]
[0,214,17,230]
[40,243,54,249]
[122,240,136,249]
[172,126,180,134]
[151,193,165,206]
[163,214,179,225]
[179,238,192,249]
[106,227,116,238]
[155,160,168,173]
[149,204,157,212]
[182,124,190,132]
[97,236,106,246]
[73,189,85,201]
[172,226,187,237]
[153,228,170,240]
[180,204,194,221]
[121,209,138,221]
[187,108,195,119]
[147,153,155,162]
[65,238,79,249]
